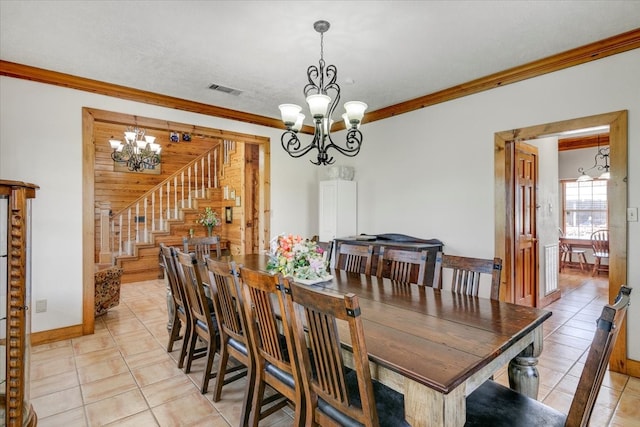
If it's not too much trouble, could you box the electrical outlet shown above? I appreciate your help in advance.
[628,207,638,222]
[35,299,47,313]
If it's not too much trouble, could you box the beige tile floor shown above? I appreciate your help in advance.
[30,273,639,426]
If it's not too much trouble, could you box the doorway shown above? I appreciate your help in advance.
[494,110,629,373]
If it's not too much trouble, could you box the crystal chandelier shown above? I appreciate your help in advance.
[278,20,368,166]
[576,136,610,182]
[109,127,161,172]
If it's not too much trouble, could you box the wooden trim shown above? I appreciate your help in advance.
[82,108,96,335]
[359,29,640,127]
[82,108,271,338]
[31,324,84,346]
[2,29,639,131]
[538,289,562,307]
[627,358,640,378]
[495,110,629,373]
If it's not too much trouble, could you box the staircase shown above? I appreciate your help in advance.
[107,144,231,283]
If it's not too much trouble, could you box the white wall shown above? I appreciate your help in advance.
[1,48,638,359]
[350,49,639,359]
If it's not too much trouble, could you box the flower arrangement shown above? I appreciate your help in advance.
[266,234,329,280]
[196,207,220,235]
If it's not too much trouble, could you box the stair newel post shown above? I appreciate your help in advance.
[187,167,192,209]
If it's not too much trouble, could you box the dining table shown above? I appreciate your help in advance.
[221,254,552,427]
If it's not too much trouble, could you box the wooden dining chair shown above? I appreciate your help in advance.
[159,244,191,369]
[174,249,223,394]
[183,235,222,261]
[238,266,304,427]
[432,252,502,300]
[335,242,374,275]
[205,257,253,426]
[376,247,428,285]
[590,229,609,276]
[465,285,632,427]
[558,228,587,272]
[283,279,409,427]
[311,235,335,266]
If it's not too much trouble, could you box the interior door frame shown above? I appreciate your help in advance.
[494,110,629,374]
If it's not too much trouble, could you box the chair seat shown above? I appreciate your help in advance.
[465,380,566,427]
[593,251,609,258]
[318,369,409,427]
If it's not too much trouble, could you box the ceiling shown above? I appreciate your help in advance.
[1,1,639,125]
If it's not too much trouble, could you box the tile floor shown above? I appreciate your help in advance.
[30,273,639,426]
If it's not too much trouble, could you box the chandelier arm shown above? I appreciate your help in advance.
[324,128,363,158]
[280,131,319,159]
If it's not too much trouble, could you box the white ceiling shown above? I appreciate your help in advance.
[1,1,639,123]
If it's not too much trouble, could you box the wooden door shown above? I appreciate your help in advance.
[513,142,538,307]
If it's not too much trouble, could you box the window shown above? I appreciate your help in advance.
[562,180,607,238]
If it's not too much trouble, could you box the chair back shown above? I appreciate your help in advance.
[206,258,247,348]
[183,235,222,260]
[566,285,632,426]
[432,252,502,300]
[335,242,374,275]
[590,230,609,256]
[377,247,428,285]
[316,240,335,266]
[238,267,298,380]
[283,279,379,426]
[175,249,216,335]
[160,243,189,317]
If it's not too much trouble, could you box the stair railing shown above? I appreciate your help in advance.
[110,143,223,256]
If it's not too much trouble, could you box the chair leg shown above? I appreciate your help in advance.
[212,343,230,402]
[592,257,600,276]
[184,328,199,373]
[166,314,181,352]
[200,342,217,394]
[177,321,191,369]
[578,253,587,271]
[248,370,267,427]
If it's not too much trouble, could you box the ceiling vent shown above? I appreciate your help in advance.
[208,83,242,96]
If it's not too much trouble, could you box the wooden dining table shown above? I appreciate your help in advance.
[222,254,552,427]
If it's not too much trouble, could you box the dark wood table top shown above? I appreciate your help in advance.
[226,254,552,395]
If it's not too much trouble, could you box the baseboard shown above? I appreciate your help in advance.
[539,289,561,307]
[627,358,640,378]
[31,324,84,346]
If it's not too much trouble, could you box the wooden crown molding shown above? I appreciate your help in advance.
[2,28,639,130]
[558,134,610,151]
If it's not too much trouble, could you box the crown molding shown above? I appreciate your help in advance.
[2,28,639,131]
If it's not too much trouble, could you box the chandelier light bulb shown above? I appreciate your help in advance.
[292,113,305,132]
[306,94,331,119]
[344,101,368,124]
[279,104,302,127]
[109,139,121,150]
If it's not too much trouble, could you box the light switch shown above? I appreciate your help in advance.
[628,207,638,222]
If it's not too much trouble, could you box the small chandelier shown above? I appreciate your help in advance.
[278,20,368,166]
[577,136,610,182]
[109,127,161,172]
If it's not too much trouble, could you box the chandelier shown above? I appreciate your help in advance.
[109,127,161,172]
[577,136,610,182]
[278,20,367,166]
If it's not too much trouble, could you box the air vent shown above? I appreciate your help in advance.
[208,83,243,96]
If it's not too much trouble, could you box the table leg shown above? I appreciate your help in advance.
[507,326,543,399]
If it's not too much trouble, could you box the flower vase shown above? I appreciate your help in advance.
[206,225,213,236]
